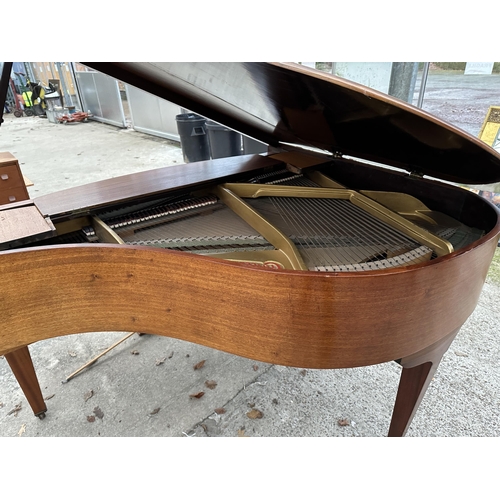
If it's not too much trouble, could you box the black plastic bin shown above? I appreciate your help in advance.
[242,135,268,154]
[175,113,211,163]
[206,121,242,159]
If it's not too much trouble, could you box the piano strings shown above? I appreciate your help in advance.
[53,167,480,273]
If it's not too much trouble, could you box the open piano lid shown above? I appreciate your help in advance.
[82,62,500,185]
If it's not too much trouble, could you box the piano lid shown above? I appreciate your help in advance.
[0,61,495,185]
[82,62,500,185]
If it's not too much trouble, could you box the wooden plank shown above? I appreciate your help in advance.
[0,151,18,166]
[23,175,34,187]
[0,204,56,249]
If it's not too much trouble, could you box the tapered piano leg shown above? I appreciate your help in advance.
[388,328,460,437]
[5,346,47,418]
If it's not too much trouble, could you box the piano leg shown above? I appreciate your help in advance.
[388,328,459,437]
[5,346,47,419]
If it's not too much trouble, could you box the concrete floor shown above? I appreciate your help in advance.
[1,75,500,440]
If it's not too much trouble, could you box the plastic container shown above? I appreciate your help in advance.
[175,113,211,163]
[206,121,242,159]
[242,135,267,154]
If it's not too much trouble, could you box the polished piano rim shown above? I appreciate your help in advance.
[1,153,499,370]
[0,222,497,369]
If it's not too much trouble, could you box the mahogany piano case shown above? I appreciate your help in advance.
[1,62,500,436]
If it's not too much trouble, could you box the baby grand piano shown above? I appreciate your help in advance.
[1,62,500,437]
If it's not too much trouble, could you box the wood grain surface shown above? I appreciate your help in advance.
[0,227,497,369]
[35,154,282,218]
[0,205,54,246]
